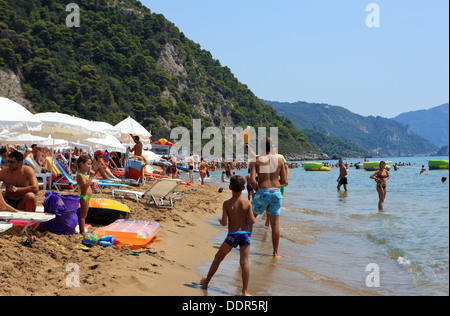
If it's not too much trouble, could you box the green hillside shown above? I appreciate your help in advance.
[264,100,439,157]
[301,128,369,158]
[393,103,449,148]
[0,0,319,157]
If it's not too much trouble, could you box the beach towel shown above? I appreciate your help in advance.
[125,159,144,181]
[39,191,80,235]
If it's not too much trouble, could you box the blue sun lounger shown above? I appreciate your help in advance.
[51,158,128,192]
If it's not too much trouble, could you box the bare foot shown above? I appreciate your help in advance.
[242,290,252,296]
[200,277,208,290]
[273,252,282,258]
[0,202,19,213]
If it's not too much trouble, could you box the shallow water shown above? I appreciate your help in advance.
[196,156,449,296]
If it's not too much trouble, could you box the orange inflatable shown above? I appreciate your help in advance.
[94,219,160,246]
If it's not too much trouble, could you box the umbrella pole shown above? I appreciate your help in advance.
[50,146,54,190]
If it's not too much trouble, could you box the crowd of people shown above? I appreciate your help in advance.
[2,136,445,296]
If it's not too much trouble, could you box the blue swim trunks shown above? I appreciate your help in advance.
[225,231,251,248]
[251,188,283,216]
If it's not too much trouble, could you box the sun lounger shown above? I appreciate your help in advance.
[96,180,129,193]
[0,222,13,233]
[52,158,77,191]
[0,211,56,238]
[51,158,129,193]
[112,179,181,209]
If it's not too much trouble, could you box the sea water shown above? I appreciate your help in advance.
[196,156,449,296]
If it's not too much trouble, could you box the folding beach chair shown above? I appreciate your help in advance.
[52,158,77,191]
[112,179,181,209]
[52,158,129,192]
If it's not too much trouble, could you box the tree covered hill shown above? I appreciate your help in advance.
[392,103,449,148]
[264,99,439,157]
[0,0,319,157]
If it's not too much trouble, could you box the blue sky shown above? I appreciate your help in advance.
[142,0,449,118]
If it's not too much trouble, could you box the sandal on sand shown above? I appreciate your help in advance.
[75,244,90,251]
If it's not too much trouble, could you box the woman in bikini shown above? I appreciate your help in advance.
[76,155,94,235]
[370,161,389,213]
[198,158,208,185]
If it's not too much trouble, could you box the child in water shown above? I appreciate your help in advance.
[200,175,255,296]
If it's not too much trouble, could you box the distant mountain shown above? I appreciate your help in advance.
[301,128,369,158]
[263,100,440,157]
[392,103,449,148]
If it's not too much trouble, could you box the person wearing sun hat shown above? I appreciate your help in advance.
[92,150,119,180]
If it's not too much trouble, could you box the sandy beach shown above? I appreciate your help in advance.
[0,179,227,296]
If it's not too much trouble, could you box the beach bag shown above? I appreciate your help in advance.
[39,191,80,235]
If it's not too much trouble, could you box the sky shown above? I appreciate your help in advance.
[141,0,449,118]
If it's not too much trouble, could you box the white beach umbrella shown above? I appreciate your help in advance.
[33,112,106,140]
[93,121,121,137]
[142,150,162,163]
[79,133,126,153]
[36,135,69,148]
[114,116,151,146]
[2,133,48,146]
[0,97,42,133]
[32,112,106,178]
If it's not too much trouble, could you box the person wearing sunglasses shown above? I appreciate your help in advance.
[0,150,38,212]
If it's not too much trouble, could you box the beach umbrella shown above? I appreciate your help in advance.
[2,132,49,146]
[142,150,162,163]
[79,133,126,153]
[93,121,121,137]
[152,138,173,146]
[114,116,151,146]
[0,97,42,133]
[32,112,107,181]
[36,135,69,148]
[33,112,107,140]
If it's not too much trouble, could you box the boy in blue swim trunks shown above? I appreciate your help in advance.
[200,175,255,296]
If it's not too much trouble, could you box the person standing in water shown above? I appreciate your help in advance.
[249,136,287,257]
[200,175,255,296]
[370,161,389,212]
[337,159,348,191]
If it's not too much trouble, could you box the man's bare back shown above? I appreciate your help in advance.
[250,154,286,189]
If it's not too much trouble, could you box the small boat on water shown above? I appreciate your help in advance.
[428,160,449,170]
[363,161,391,171]
[303,162,331,171]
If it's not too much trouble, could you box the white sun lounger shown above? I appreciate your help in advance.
[112,179,181,209]
[0,211,56,238]
[0,222,13,233]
